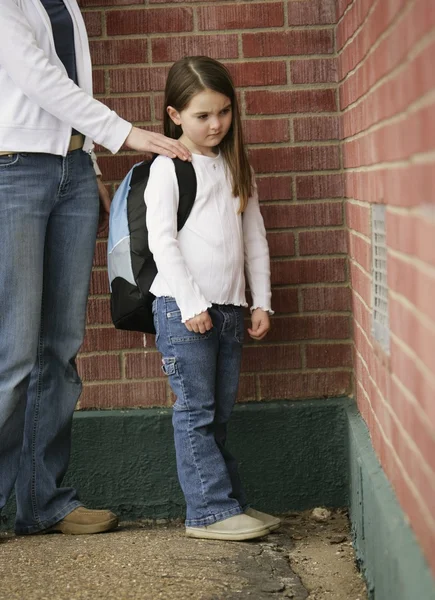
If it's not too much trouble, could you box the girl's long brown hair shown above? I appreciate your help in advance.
[163,56,252,212]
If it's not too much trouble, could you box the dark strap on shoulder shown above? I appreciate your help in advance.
[173,158,197,231]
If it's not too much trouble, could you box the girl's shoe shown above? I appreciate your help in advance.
[245,508,281,531]
[185,514,270,541]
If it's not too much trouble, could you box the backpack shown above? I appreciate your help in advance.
[107,156,197,334]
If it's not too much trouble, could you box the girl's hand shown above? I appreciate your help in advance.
[248,309,270,341]
[125,126,191,161]
[185,311,213,334]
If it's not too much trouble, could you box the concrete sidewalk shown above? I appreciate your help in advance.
[0,511,367,600]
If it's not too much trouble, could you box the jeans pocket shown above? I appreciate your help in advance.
[0,154,21,168]
[161,356,176,376]
[166,300,213,344]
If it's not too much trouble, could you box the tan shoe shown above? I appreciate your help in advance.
[185,514,270,541]
[46,507,118,535]
[245,507,281,531]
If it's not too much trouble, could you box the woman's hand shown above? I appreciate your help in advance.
[185,311,213,334]
[97,176,111,234]
[125,126,191,161]
[248,309,270,341]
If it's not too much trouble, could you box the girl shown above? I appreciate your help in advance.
[146,56,280,541]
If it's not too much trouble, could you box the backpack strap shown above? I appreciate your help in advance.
[173,158,197,230]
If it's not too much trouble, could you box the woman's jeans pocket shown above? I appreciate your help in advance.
[0,153,22,168]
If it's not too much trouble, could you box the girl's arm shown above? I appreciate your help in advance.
[243,177,274,316]
[145,157,212,323]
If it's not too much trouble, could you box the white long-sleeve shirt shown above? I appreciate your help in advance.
[145,153,273,322]
[0,0,131,158]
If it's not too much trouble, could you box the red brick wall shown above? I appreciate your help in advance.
[77,0,352,408]
[339,0,435,574]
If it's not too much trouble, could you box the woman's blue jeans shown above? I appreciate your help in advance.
[0,150,99,534]
[153,296,248,527]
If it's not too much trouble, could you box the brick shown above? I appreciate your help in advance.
[106,8,193,35]
[264,315,350,342]
[259,371,351,400]
[92,70,105,94]
[80,381,167,409]
[293,116,340,142]
[256,176,292,201]
[352,292,371,337]
[243,119,290,144]
[245,89,337,115]
[296,174,344,199]
[152,35,239,62]
[391,338,435,423]
[93,241,107,268]
[109,67,169,93]
[89,39,147,66]
[77,354,121,381]
[346,202,371,237]
[336,0,353,20]
[339,0,412,83]
[90,270,109,295]
[270,289,299,314]
[349,261,371,306]
[288,0,336,25]
[348,232,371,273]
[305,343,353,368]
[198,3,284,30]
[267,231,296,257]
[271,258,347,285]
[243,30,333,57]
[81,328,144,352]
[226,61,287,87]
[302,287,351,312]
[86,298,112,326]
[97,154,147,182]
[82,11,102,37]
[236,375,257,402]
[101,96,151,124]
[125,351,165,379]
[299,230,347,255]
[261,203,343,229]
[387,212,435,269]
[390,378,435,475]
[80,0,141,5]
[336,0,374,51]
[249,146,340,173]
[389,255,435,324]
[291,58,337,84]
[241,345,301,372]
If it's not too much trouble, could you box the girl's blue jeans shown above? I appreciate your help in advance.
[0,150,99,534]
[153,296,248,527]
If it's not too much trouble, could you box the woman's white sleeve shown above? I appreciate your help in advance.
[0,0,131,153]
[145,158,211,322]
[243,177,274,315]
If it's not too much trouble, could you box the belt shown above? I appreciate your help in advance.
[0,134,85,156]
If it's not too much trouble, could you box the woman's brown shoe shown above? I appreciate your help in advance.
[45,507,118,535]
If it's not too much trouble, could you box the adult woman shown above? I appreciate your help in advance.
[0,0,190,535]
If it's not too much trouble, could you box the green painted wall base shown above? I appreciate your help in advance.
[346,403,435,600]
[2,398,350,529]
[3,399,434,600]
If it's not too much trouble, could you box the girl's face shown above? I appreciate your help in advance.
[167,88,233,156]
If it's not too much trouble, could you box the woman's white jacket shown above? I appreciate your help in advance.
[0,0,132,160]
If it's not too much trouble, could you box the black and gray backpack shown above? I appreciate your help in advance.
[107,157,196,334]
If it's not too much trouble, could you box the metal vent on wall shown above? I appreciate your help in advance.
[371,204,390,353]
